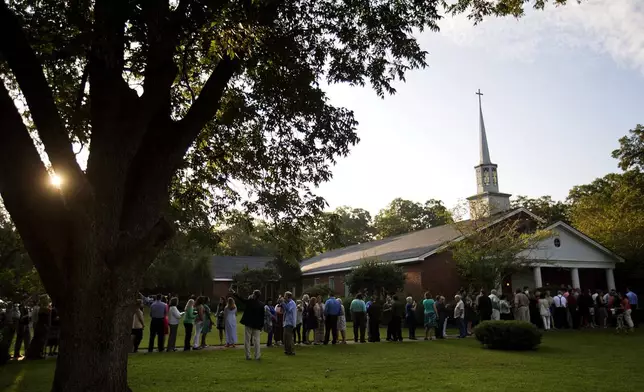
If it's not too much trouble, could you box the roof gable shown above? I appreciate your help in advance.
[210,256,274,281]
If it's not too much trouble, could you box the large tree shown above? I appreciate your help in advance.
[304,206,375,257]
[374,198,453,238]
[0,0,572,390]
[511,195,571,224]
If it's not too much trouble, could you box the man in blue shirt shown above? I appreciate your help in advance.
[148,294,167,353]
[626,288,638,327]
[282,292,297,355]
[324,293,341,345]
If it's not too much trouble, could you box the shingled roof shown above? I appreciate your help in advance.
[300,208,536,276]
[210,255,274,281]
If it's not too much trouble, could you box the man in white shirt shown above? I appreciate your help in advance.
[553,291,568,329]
[489,289,501,321]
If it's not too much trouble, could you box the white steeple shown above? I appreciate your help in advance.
[478,89,492,165]
[467,89,511,219]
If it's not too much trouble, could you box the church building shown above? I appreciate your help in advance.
[299,91,623,297]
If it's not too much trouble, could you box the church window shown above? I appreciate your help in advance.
[554,238,561,248]
[483,168,490,185]
[492,168,498,185]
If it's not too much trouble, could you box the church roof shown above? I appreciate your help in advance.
[300,208,537,276]
[210,255,274,281]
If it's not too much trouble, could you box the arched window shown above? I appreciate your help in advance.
[492,168,498,185]
[554,238,561,248]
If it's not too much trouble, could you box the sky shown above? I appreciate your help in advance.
[315,0,644,216]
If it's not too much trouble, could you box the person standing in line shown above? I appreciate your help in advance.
[489,290,501,321]
[148,294,167,353]
[499,295,512,320]
[229,288,264,360]
[295,300,303,345]
[201,297,213,348]
[337,298,347,344]
[183,298,196,351]
[314,297,325,344]
[367,297,381,342]
[514,289,530,323]
[405,297,417,340]
[435,296,447,339]
[282,291,297,355]
[131,300,144,353]
[538,292,551,330]
[215,297,226,346]
[625,288,638,327]
[301,294,310,344]
[304,297,318,344]
[390,295,405,342]
[323,293,341,345]
[553,291,568,329]
[382,296,393,341]
[422,292,438,341]
[350,294,367,343]
[223,297,238,347]
[596,291,608,328]
[166,297,184,352]
[454,295,467,338]
[477,289,493,322]
[545,291,555,328]
[192,297,205,350]
[274,299,284,346]
[264,299,276,347]
[162,296,170,339]
[14,304,31,359]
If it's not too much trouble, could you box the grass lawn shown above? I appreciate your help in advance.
[2,329,643,392]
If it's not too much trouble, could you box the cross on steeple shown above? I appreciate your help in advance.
[476,89,483,107]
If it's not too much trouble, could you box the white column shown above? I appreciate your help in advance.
[571,268,580,289]
[533,266,543,288]
[606,268,616,291]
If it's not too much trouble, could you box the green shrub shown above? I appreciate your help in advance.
[302,284,334,299]
[473,320,542,351]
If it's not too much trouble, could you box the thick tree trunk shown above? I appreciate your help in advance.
[50,254,140,392]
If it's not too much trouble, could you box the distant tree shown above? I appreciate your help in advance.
[511,195,571,224]
[301,284,334,299]
[374,198,453,238]
[612,124,644,171]
[448,204,552,291]
[232,266,280,299]
[303,206,375,257]
[568,170,644,284]
[345,259,407,297]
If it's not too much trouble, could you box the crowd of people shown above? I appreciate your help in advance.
[1,284,637,363]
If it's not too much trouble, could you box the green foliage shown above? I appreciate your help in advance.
[511,195,570,224]
[612,124,644,171]
[232,266,280,299]
[345,259,406,297]
[473,320,542,350]
[0,205,43,302]
[445,0,573,24]
[568,170,644,283]
[449,217,552,290]
[301,284,334,299]
[374,198,453,239]
[304,206,375,258]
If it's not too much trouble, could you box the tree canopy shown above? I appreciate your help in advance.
[373,198,453,238]
[612,124,644,172]
[511,195,571,224]
[345,259,407,297]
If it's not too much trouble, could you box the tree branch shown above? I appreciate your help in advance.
[0,3,86,193]
[0,82,67,297]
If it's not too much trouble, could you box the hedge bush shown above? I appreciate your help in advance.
[473,320,542,351]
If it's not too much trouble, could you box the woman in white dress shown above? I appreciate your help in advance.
[337,298,347,344]
[224,298,238,347]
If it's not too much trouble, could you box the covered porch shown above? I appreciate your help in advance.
[510,263,616,292]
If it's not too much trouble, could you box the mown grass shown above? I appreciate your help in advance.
[2,329,643,392]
